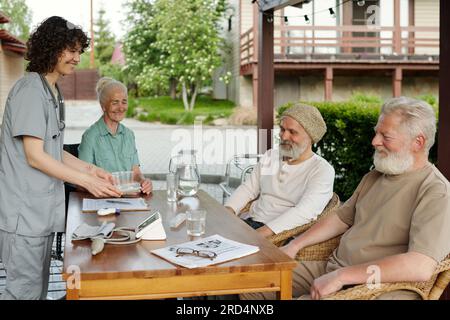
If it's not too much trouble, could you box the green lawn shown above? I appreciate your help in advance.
[127,96,235,125]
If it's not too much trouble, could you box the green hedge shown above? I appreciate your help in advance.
[277,101,438,201]
[127,96,234,125]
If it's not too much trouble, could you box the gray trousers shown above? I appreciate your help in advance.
[0,230,54,300]
[240,260,421,300]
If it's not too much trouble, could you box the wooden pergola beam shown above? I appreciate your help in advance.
[437,0,450,301]
[257,8,274,152]
[259,0,310,11]
[438,2,450,183]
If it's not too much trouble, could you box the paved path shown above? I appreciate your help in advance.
[64,100,258,176]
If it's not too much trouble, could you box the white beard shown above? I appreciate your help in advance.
[279,140,308,160]
[373,148,414,175]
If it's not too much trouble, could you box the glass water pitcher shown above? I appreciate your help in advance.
[169,149,200,197]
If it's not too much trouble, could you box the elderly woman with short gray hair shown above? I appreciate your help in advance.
[78,77,152,194]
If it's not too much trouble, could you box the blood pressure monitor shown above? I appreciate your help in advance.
[135,211,167,240]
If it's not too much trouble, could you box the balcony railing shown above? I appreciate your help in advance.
[240,25,439,65]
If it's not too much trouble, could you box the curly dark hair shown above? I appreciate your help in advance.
[25,16,90,73]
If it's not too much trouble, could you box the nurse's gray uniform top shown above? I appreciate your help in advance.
[0,72,65,237]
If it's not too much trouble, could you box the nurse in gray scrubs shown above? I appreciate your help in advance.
[0,16,122,300]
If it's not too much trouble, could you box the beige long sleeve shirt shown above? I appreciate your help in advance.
[225,149,335,234]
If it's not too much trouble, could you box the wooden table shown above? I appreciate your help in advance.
[63,191,296,300]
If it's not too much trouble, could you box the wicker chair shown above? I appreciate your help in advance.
[239,193,341,261]
[323,256,450,300]
[265,194,450,300]
[267,192,340,249]
[308,249,450,300]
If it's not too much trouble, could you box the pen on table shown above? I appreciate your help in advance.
[106,200,132,204]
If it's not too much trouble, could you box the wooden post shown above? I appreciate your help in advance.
[393,0,402,55]
[252,1,259,109]
[257,9,274,153]
[280,8,286,58]
[253,2,258,62]
[252,66,258,110]
[90,0,95,69]
[342,0,353,54]
[392,68,402,97]
[438,0,450,300]
[324,67,333,101]
[408,0,415,55]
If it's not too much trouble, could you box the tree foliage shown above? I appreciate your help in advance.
[94,7,116,65]
[135,0,226,110]
[76,7,115,70]
[92,6,131,85]
[0,0,32,41]
[122,0,160,92]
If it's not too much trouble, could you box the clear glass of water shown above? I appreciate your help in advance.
[186,209,206,236]
[166,173,177,202]
[112,171,141,194]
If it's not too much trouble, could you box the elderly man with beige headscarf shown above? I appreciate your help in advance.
[225,103,335,237]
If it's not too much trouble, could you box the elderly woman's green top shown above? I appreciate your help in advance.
[78,117,140,172]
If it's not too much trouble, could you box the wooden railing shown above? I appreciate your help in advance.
[240,28,254,65]
[240,25,439,65]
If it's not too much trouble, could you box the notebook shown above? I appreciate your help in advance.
[81,198,150,212]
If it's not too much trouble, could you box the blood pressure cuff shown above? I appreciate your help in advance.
[72,222,115,241]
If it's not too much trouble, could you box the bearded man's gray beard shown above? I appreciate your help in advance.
[373,148,414,175]
[279,140,308,160]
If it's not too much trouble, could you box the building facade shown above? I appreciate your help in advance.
[221,0,439,109]
[0,12,26,120]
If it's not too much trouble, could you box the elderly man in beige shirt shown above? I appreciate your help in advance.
[243,97,450,300]
[225,104,335,238]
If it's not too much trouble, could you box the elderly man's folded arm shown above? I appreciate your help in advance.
[310,251,437,299]
[281,211,350,258]
[338,251,437,285]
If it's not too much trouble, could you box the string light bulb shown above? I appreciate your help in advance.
[304,14,310,24]
[329,8,336,18]
[257,0,354,23]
